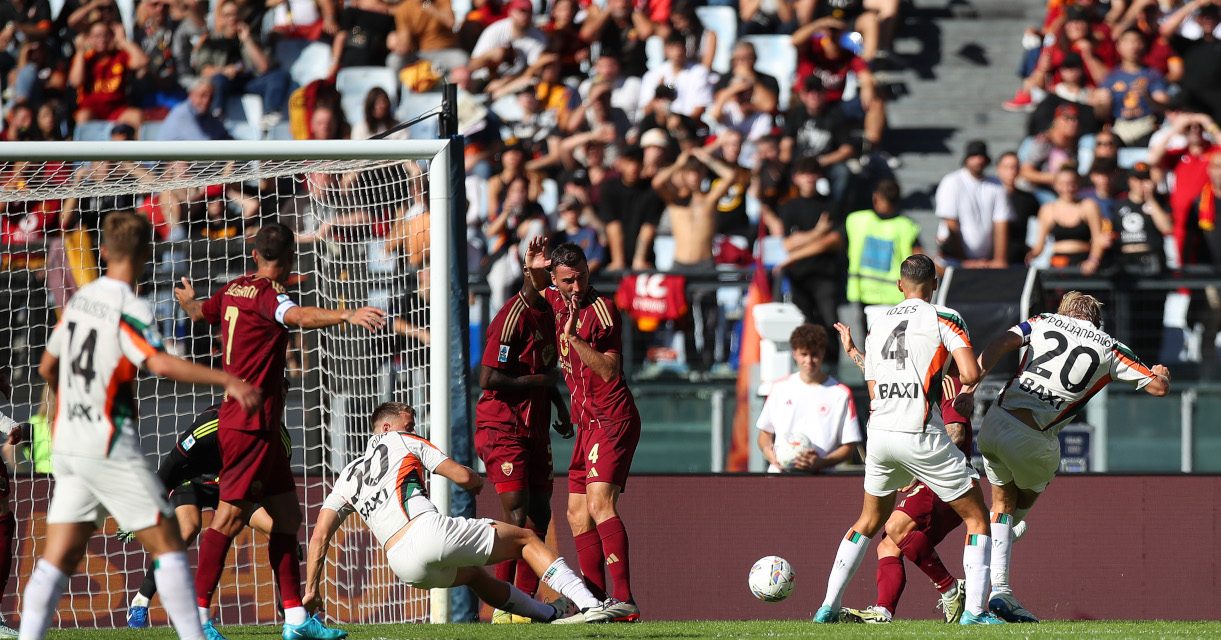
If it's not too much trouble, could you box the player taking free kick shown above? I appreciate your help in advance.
[24,211,261,640]
[175,223,385,640]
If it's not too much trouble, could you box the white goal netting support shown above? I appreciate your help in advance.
[0,140,462,627]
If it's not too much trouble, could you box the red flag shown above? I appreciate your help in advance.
[727,263,773,471]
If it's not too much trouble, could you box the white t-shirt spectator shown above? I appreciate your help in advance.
[935,167,1013,261]
[637,62,713,119]
[756,374,862,473]
[470,18,548,79]
[578,76,643,123]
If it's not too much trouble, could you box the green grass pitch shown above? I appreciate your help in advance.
[45,620,1221,639]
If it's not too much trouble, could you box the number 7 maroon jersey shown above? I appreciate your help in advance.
[544,288,638,427]
[201,275,298,432]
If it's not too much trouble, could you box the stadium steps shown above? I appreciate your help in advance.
[881,0,1045,245]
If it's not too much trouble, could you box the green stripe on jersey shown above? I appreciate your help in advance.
[1113,342,1141,362]
[120,313,151,332]
[936,311,967,331]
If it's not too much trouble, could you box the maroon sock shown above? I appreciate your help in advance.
[269,532,303,609]
[573,530,607,600]
[897,530,955,592]
[194,528,234,607]
[595,517,632,603]
[0,513,14,600]
[513,528,545,597]
[875,556,906,615]
[495,559,517,584]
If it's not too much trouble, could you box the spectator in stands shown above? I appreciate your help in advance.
[268,0,338,41]
[35,101,69,141]
[392,0,468,75]
[194,1,292,125]
[845,178,922,307]
[1021,104,1085,197]
[1112,0,1181,81]
[565,81,630,140]
[935,140,1012,268]
[653,146,739,270]
[1092,130,1121,166]
[484,174,545,307]
[1150,111,1220,263]
[499,82,563,173]
[798,0,900,62]
[793,18,887,157]
[330,0,397,76]
[710,131,756,247]
[1084,157,1123,222]
[755,136,791,234]
[1005,5,1117,111]
[1189,152,1221,264]
[740,0,796,36]
[1096,29,1169,146]
[1028,165,1107,273]
[350,87,399,139]
[600,145,664,271]
[64,0,123,36]
[308,103,349,139]
[486,141,543,227]
[2,103,38,141]
[469,0,547,87]
[714,41,780,116]
[1114,161,1172,275]
[158,79,233,141]
[579,0,652,78]
[552,195,606,272]
[781,76,855,212]
[710,77,774,168]
[70,20,148,127]
[171,0,208,90]
[776,158,845,333]
[1027,53,1101,137]
[577,55,642,124]
[1162,1,1221,123]
[665,1,717,72]
[456,0,503,54]
[638,33,713,121]
[131,0,184,114]
[542,0,588,80]
[998,150,1041,264]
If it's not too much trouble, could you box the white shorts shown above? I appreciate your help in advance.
[978,407,1060,493]
[47,453,173,531]
[864,429,976,503]
[386,512,497,589]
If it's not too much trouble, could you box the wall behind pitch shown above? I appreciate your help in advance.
[477,475,1221,621]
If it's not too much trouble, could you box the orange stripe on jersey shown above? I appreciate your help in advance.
[1112,348,1154,378]
[395,454,425,517]
[104,357,137,455]
[922,346,949,423]
[399,432,441,451]
[500,298,526,343]
[937,316,970,344]
[119,322,157,358]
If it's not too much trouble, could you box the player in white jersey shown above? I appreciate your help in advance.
[812,254,1003,626]
[23,211,260,640]
[964,291,1170,623]
[304,402,617,624]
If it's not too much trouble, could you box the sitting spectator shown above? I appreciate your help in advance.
[158,80,233,140]
[542,0,587,80]
[1162,1,1221,124]
[637,128,672,182]
[330,0,397,76]
[194,0,292,124]
[350,86,399,139]
[781,76,855,212]
[132,0,185,114]
[70,20,148,127]
[600,145,664,271]
[845,178,922,307]
[740,0,796,36]
[998,150,1041,264]
[756,323,861,474]
[638,33,713,121]
[1005,5,1117,111]
[710,77,774,166]
[1149,111,1220,263]
[35,101,69,141]
[501,82,563,173]
[714,41,781,116]
[1027,53,1102,136]
[469,0,547,87]
[793,19,887,155]
[1114,161,1172,275]
[577,55,642,123]
[652,146,738,270]
[935,140,1013,267]
[1096,28,1169,146]
[456,0,503,54]
[1112,0,1180,82]
[171,0,208,89]
[754,135,791,234]
[798,0,900,62]
[565,81,630,140]
[1083,157,1123,222]
[2,103,38,141]
[776,157,844,332]
[486,142,543,225]
[1021,104,1086,196]
[484,174,545,306]
[268,0,338,41]
[579,0,652,78]
[552,195,606,272]
[665,1,717,72]
[309,103,350,139]
[393,0,468,74]
[1028,165,1107,273]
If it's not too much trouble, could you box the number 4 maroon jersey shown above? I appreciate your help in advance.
[201,275,298,432]
[544,288,639,426]
[476,293,558,435]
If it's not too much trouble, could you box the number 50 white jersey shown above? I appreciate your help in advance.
[323,432,449,548]
[998,313,1156,433]
[864,298,971,433]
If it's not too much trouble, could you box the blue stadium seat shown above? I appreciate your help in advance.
[645,35,665,72]
[278,39,331,88]
[225,121,260,141]
[336,67,400,129]
[539,178,558,214]
[73,120,114,141]
[397,91,443,138]
[139,121,164,141]
[490,94,524,123]
[695,5,737,74]
[741,35,797,110]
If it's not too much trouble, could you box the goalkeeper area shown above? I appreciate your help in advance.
[0,139,461,627]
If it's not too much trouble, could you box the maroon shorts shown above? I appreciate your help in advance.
[568,415,641,494]
[474,424,554,494]
[895,482,963,546]
[218,428,296,503]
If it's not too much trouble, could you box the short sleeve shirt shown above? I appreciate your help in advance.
[544,288,639,426]
[475,293,558,435]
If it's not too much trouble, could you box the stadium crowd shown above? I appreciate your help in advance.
[1,0,1221,374]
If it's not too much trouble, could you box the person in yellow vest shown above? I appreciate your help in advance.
[845,178,925,307]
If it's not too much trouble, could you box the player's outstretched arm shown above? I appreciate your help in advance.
[434,459,484,494]
[283,305,388,331]
[974,331,1025,385]
[833,322,865,372]
[304,506,346,613]
[1145,365,1171,397]
[175,278,207,323]
[144,352,262,414]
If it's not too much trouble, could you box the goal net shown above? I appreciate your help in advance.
[0,140,458,628]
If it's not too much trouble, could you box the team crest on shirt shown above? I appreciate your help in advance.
[501,462,514,477]
[819,404,830,416]
[560,334,570,357]
[498,344,510,363]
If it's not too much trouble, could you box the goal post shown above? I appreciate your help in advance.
[0,139,464,626]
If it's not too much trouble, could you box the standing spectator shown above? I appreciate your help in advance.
[935,140,1012,267]
[665,1,717,72]
[637,33,713,121]
[194,0,292,124]
[542,0,588,80]
[392,0,468,74]
[1020,104,1085,196]
[350,87,399,140]
[158,79,233,141]
[756,324,861,474]
[997,151,1042,264]
[844,178,923,307]
[579,0,652,79]
[577,56,642,124]
[792,19,887,155]
[776,158,845,332]
[469,0,547,85]
[1026,53,1101,137]
[132,0,185,114]
[1163,1,1221,123]
[329,0,397,76]
[652,146,738,269]
[1096,28,1169,146]
[1188,152,1221,265]
[1116,161,1173,359]
[599,146,664,271]
[1027,166,1107,272]
[267,0,338,41]
[553,195,606,272]
[1149,111,1220,264]
[781,76,855,212]
[713,41,780,116]
[710,132,755,245]
[70,20,148,127]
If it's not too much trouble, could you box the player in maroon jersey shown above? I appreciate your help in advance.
[476,273,573,623]
[524,238,641,622]
[175,223,385,640]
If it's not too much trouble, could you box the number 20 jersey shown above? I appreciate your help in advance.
[998,313,1156,433]
[864,298,971,433]
[323,432,449,548]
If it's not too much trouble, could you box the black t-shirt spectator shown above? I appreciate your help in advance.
[594,21,647,78]
[192,36,243,72]
[1028,93,1101,137]
[713,71,781,103]
[713,172,753,239]
[1172,36,1221,122]
[339,7,396,67]
[778,194,842,278]
[783,106,848,160]
[598,176,664,265]
[1113,197,1166,274]
[1006,187,1041,264]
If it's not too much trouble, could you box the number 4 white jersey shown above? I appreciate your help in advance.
[323,432,449,548]
[45,276,164,460]
[864,298,971,433]
[998,313,1156,433]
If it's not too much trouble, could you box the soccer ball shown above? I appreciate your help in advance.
[748,556,796,602]
[773,433,812,471]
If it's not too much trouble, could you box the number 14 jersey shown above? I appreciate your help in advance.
[864,298,971,433]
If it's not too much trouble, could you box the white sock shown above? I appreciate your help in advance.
[284,606,308,626]
[153,552,204,640]
[821,530,869,610]
[131,593,150,608]
[541,558,599,610]
[19,560,69,640]
[989,513,1014,596]
[198,607,210,625]
[963,533,991,616]
[501,584,556,622]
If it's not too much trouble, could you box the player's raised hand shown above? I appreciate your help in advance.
[562,296,579,337]
[225,377,262,415]
[345,307,388,332]
[174,278,197,307]
[833,322,855,355]
[524,236,550,271]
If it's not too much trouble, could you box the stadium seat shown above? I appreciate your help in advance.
[140,121,164,141]
[653,235,676,271]
[452,0,472,26]
[645,35,665,71]
[695,5,737,74]
[265,121,294,140]
[114,0,135,37]
[287,42,333,88]
[490,94,524,123]
[1118,146,1149,169]
[241,94,265,128]
[48,0,66,20]
[337,67,400,129]
[741,35,797,110]
[73,120,114,141]
[539,178,558,214]
[397,91,443,138]
[225,121,260,141]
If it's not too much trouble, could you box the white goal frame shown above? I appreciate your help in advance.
[0,139,459,624]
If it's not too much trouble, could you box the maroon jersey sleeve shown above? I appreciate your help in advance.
[481,297,526,372]
[587,296,622,355]
[252,281,296,327]
[201,286,224,325]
